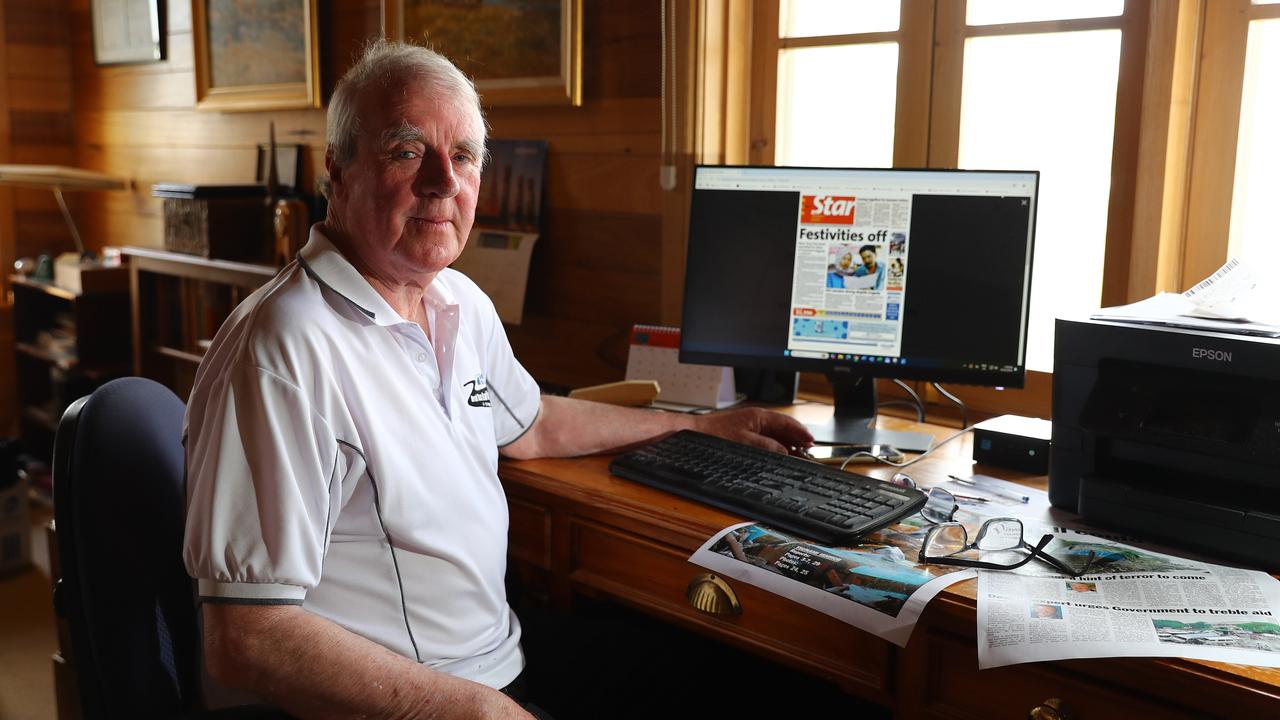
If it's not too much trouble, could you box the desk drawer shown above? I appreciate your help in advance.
[568,517,892,701]
[904,626,1207,719]
[508,496,552,570]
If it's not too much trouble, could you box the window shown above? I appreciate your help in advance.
[746,0,1146,415]
[1184,0,1280,288]
[1228,8,1280,269]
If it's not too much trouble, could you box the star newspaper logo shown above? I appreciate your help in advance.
[801,195,857,225]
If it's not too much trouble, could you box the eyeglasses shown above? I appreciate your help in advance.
[886,474,1095,577]
[886,473,960,524]
[918,518,1096,578]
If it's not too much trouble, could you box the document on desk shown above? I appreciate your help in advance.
[1090,257,1280,336]
[975,526,1280,670]
[690,520,976,647]
[934,481,1280,668]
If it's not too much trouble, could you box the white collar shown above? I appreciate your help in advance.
[297,225,458,327]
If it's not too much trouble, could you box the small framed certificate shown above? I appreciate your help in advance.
[91,0,164,66]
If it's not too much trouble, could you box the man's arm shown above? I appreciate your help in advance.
[500,395,813,460]
[202,603,530,720]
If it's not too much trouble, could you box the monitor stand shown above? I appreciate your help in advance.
[803,372,935,453]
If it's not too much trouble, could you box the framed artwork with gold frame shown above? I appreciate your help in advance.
[193,0,320,111]
[385,0,583,107]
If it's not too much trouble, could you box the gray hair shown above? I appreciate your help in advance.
[320,40,487,196]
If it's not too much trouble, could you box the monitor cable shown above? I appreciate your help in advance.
[930,382,968,428]
[880,379,925,422]
[838,422,979,472]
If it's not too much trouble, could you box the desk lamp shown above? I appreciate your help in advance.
[0,164,128,260]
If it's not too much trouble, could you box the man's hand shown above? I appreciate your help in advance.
[691,407,813,454]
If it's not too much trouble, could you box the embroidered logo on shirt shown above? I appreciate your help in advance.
[463,375,492,408]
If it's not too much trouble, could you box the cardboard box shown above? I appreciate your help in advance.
[53,255,128,295]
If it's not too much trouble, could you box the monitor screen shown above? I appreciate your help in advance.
[680,165,1038,445]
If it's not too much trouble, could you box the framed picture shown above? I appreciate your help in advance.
[192,0,320,111]
[91,0,164,65]
[386,0,583,107]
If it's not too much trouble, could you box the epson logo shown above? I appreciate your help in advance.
[1191,347,1232,362]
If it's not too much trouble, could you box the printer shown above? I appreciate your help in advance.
[1050,317,1280,570]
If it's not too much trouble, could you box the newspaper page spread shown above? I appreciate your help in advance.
[787,192,910,362]
[690,517,975,647]
[952,477,1280,669]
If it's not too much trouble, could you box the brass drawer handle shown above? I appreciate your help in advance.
[686,573,741,616]
[1028,698,1071,720]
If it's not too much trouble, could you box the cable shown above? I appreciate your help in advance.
[658,0,677,190]
[838,422,979,472]
[659,0,666,162]
[931,382,968,428]
[877,400,922,421]
[887,378,924,422]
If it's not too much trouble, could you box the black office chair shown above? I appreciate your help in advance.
[52,377,289,719]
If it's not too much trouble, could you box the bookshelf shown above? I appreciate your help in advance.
[10,271,131,467]
[122,247,278,400]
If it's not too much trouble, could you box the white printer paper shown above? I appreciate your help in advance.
[1182,257,1280,323]
[1091,257,1280,336]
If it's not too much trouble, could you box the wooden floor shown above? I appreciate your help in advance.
[0,505,58,720]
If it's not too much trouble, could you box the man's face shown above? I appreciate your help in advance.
[860,249,876,266]
[327,78,485,285]
[839,253,853,269]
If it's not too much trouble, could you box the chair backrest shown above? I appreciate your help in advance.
[53,377,199,719]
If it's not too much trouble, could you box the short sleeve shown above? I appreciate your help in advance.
[184,363,343,604]
[479,309,541,447]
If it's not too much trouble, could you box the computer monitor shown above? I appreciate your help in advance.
[680,165,1039,451]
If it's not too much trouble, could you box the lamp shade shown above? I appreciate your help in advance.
[0,165,126,191]
[0,165,128,257]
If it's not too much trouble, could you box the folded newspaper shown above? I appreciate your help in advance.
[692,475,1280,668]
[943,478,1280,669]
[977,532,1280,669]
[690,517,975,647]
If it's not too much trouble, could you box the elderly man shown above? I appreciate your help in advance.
[183,41,811,719]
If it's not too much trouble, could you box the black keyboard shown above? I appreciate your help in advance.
[608,430,927,546]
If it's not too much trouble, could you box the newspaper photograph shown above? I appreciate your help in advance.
[690,518,975,646]
[974,522,1280,669]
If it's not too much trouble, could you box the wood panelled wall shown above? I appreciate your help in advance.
[60,0,664,394]
[491,2,663,389]
[0,0,77,432]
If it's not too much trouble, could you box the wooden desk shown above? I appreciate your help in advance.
[499,407,1280,718]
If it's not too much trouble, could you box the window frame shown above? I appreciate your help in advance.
[740,0,1153,422]
[1182,0,1280,288]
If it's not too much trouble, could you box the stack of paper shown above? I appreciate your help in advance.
[1091,258,1280,337]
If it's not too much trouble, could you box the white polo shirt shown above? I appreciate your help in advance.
[183,227,541,689]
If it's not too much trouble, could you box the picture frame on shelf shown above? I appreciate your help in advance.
[192,0,320,111]
[91,0,165,65]
[255,143,304,193]
[385,0,583,107]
